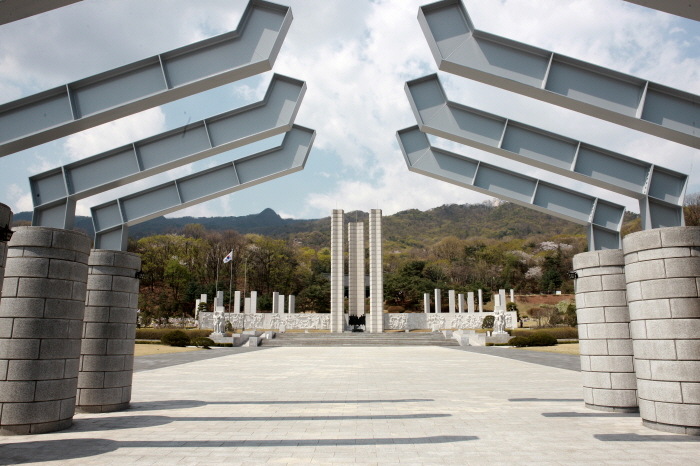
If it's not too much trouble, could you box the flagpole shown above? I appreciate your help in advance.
[216,243,221,298]
[228,259,232,330]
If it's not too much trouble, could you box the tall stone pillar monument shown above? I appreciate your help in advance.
[0,203,13,307]
[0,227,91,435]
[348,222,365,317]
[76,250,141,413]
[369,209,383,333]
[573,250,637,413]
[623,227,700,434]
[330,210,344,333]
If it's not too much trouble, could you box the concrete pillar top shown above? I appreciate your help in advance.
[10,226,91,253]
[572,248,624,270]
[622,226,700,255]
[0,202,12,227]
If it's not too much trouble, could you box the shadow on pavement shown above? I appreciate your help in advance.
[543,412,639,418]
[509,398,584,402]
[0,436,479,464]
[129,398,434,411]
[70,413,452,432]
[595,434,700,442]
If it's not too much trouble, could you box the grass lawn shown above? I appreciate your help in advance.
[134,344,203,357]
[513,343,580,355]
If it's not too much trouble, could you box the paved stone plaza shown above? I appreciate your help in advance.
[1,346,699,465]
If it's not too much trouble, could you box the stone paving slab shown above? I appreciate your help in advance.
[133,346,267,373]
[1,346,699,465]
[449,345,581,372]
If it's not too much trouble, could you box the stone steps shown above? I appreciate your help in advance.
[261,332,460,347]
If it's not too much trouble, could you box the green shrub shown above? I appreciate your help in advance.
[528,331,558,347]
[508,336,531,347]
[511,327,577,339]
[192,337,215,349]
[482,315,495,329]
[161,330,190,347]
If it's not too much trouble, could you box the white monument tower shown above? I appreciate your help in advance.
[368,209,383,333]
[330,209,345,333]
[348,221,365,317]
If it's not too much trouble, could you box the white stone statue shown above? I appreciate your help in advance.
[213,311,225,334]
[493,309,507,335]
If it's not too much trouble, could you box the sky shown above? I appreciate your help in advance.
[1,0,700,223]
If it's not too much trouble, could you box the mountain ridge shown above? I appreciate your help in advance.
[12,201,604,250]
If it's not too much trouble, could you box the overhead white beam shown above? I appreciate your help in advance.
[418,0,700,148]
[30,74,306,229]
[624,0,700,22]
[397,126,624,251]
[405,74,687,229]
[0,0,83,26]
[0,0,293,157]
[91,125,315,251]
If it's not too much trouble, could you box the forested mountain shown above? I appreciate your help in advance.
[12,201,602,249]
[12,201,642,324]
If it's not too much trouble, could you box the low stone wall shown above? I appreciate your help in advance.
[199,311,516,331]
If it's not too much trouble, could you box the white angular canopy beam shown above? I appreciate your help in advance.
[418,0,700,148]
[30,74,306,229]
[624,0,700,22]
[0,0,83,25]
[0,0,292,157]
[397,126,624,251]
[406,74,687,229]
[91,125,315,251]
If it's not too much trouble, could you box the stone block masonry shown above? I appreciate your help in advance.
[0,226,91,435]
[348,222,364,317]
[330,210,344,333]
[573,249,637,413]
[76,250,141,414]
[0,203,12,309]
[623,227,700,435]
[369,210,383,333]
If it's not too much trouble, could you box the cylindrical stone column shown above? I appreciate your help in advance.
[573,250,637,413]
[623,227,700,435]
[76,250,141,413]
[0,227,91,435]
[0,203,13,305]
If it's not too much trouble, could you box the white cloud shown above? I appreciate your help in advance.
[6,184,32,213]
[2,0,700,222]
[63,107,166,161]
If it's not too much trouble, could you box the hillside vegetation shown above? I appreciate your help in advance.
[13,201,647,326]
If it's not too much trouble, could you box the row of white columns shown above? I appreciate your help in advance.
[424,288,514,313]
[196,290,296,315]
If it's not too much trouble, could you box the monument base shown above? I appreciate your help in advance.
[584,403,638,414]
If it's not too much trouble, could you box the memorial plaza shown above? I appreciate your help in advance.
[1,345,698,465]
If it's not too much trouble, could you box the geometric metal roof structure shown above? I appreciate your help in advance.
[0,0,292,157]
[397,126,625,250]
[623,0,700,21]
[418,0,700,149]
[30,74,306,230]
[405,74,688,230]
[91,125,316,251]
[0,0,83,26]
